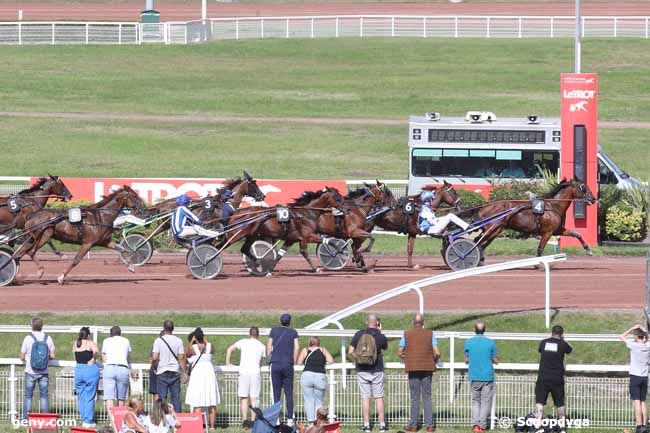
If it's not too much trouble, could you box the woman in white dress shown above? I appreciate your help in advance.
[185,328,220,429]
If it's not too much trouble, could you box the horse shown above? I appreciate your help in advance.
[360,181,461,269]
[13,186,146,284]
[0,176,73,256]
[476,178,596,257]
[240,187,346,273]
[317,181,396,271]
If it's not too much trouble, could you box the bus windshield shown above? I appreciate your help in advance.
[411,148,560,179]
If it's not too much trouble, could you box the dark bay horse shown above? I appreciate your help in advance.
[361,181,461,269]
[0,176,73,255]
[477,178,596,256]
[13,186,146,284]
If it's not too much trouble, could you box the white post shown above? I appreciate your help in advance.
[310,18,314,38]
[360,16,363,37]
[286,18,289,38]
[18,9,22,20]
[340,336,347,389]
[9,364,16,424]
[646,17,649,38]
[85,23,89,44]
[201,0,207,21]
[118,23,122,44]
[489,389,497,430]
[18,22,22,45]
[423,17,426,38]
[449,334,455,403]
[486,16,490,38]
[184,25,187,44]
[236,19,239,40]
[328,369,336,422]
[614,17,618,37]
[575,0,582,73]
[518,17,522,38]
[261,19,264,38]
[454,16,458,38]
[92,327,99,343]
[550,17,554,38]
[391,16,395,37]
[544,261,551,329]
[51,23,55,44]
[335,17,339,37]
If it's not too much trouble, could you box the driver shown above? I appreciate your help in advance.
[109,185,147,228]
[171,194,222,239]
[418,190,470,236]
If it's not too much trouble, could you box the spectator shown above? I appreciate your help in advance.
[101,325,132,411]
[185,328,220,429]
[19,317,56,420]
[298,336,334,424]
[150,330,164,401]
[298,407,330,433]
[620,324,650,433]
[464,321,499,433]
[226,326,267,428]
[152,320,187,412]
[349,314,388,433]
[398,313,440,433]
[119,397,148,433]
[144,399,181,433]
[73,326,100,428]
[267,313,300,425]
[535,325,572,432]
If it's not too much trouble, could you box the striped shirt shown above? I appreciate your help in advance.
[171,206,200,236]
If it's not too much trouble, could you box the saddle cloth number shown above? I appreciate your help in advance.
[404,201,416,215]
[532,199,545,215]
[203,198,215,210]
[8,198,20,213]
[276,207,290,222]
[68,208,82,223]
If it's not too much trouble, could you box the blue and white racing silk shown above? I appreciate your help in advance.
[171,205,201,237]
[418,203,436,233]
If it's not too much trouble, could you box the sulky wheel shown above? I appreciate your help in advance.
[316,238,352,271]
[118,234,154,267]
[444,238,483,272]
[187,244,223,279]
[242,240,277,277]
[0,249,18,287]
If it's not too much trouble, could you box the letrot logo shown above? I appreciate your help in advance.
[563,89,596,99]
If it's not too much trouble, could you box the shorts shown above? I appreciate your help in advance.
[630,375,648,401]
[238,373,262,399]
[103,364,130,401]
[535,380,565,407]
[357,371,384,399]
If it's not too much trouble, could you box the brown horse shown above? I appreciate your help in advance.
[361,181,461,269]
[13,186,146,284]
[241,187,345,273]
[477,178,596,256]
[0,176,73,255]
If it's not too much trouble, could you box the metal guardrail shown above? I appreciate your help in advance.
[0,22,139,45]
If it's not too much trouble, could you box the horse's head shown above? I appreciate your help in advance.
[47,175,73,202]
[375,180,398,208]
[572,177,596,205]
[325,186,345,206]
[240,173,265,202]
[115,186,147,214]
[439,180,461,211]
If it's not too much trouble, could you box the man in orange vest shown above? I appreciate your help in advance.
[398,314,441,432]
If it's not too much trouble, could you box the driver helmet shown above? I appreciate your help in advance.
[222,189,233,200]
[176,194,191,206]
[420,190,435,202]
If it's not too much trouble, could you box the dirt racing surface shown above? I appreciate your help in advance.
[1,2,649,22]
[2,253,644,313]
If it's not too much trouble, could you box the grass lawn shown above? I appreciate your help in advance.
[0,311,640,367]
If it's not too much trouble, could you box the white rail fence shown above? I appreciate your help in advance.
[0,16,648,45]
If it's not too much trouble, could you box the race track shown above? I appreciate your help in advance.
[3,252,644,313]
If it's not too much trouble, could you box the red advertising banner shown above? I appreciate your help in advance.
[560,73,598,246]
[32,177,348,207]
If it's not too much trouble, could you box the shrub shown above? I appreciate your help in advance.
[455,189,485,211]
[605,205,645,242]
[45,200,92,209]
[488,180,544,201]
[598,185,623,239]
[622,184,650,229]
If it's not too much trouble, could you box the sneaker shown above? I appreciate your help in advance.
[404,426,417,432]
[360,425,371,432]
[472,426,481,433]
[286,419,295,427]
[425,426,435,433]
[379,424,388,433]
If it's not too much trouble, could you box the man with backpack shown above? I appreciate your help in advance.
[19,317,56,420]
[349,314,388,432]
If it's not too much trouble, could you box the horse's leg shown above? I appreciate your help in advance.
[347,229,374,272]
[57,243,93,285]
[17,228,54,280]
[46,240,66,260]
[361,235,375,254]
[536,231,553,257]
[106,240,135,272]
[297,239,321,273]
[351,238,365,269]
[407,234,418,270]
[560,229,593,256]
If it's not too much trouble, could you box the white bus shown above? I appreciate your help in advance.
[407,111,640,196]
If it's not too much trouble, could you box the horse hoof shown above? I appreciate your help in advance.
[264,272,273,278]
[411,264,421,270]
[36,269,44,280]
[586,249,594,256]
[59,254,67,261]
[127,264,136,273]
[314,267,322,274]
[56,275,65,285]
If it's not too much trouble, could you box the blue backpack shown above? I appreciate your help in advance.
[30,333,50,371]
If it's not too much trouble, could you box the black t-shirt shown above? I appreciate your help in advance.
[537,337,573,382]
[351,328,388,373]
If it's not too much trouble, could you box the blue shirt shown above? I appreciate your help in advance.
[399,334,438,348]
[464,335,498,382]
[171,205,200,236]
[269,326,299,365]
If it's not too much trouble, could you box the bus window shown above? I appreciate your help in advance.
[411,148,559,179]
[598,159,618,184]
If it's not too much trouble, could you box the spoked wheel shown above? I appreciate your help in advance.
[316,238,352,271]
[118,234,154,267]
[242,240,277,277]
[0,249,18,287]
[187,244,223,279]
[444,238,483,271]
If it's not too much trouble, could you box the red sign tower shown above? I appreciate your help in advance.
[560,73,598,246]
